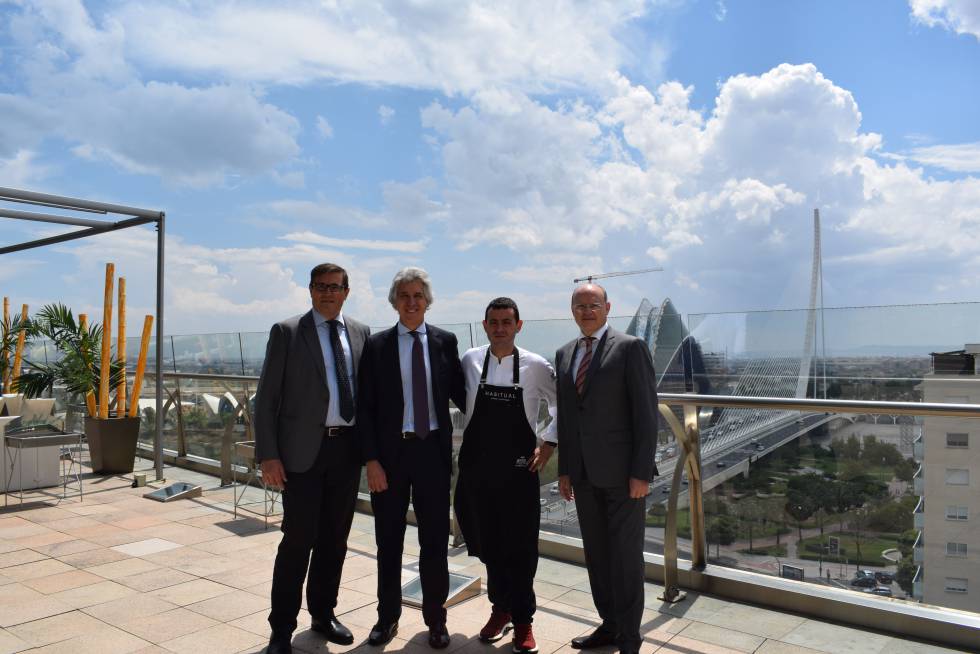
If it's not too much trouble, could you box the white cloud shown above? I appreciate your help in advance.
[905,141,980,173]
[271,170,306,189]
[4,1,302,188]
[315,115,334,139]
[0,150,51,187]
[279,230,426,253]
[378,105,395,126]
[111,0,650,94]
[714,1,727,22]
[909,0,980,40]
[36,227,402,332]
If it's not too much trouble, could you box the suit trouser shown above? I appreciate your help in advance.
[268,436,360,635]
[371,435,450,627]
[573,481,646,650]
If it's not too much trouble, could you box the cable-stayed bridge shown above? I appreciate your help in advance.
[626,210,829,495]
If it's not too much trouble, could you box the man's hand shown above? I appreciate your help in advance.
[628,477,650,499]
[528,443,555,472]
[366,460,388,493]
[558,474,574,501]
[260,459,287,489]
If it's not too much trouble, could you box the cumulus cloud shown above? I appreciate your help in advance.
[0,150,51,187]
[909,0,980,40]
[39,226,403,332]
[111,0,649,94]
[3,0,302,187]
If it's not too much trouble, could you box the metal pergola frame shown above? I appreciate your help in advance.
[0,186,165,481]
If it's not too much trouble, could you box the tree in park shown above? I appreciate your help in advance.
[785,495,817,542]
[896,557,916,596]
[850,508,872,563]
[734,498,763,551]
[706,515,738,558]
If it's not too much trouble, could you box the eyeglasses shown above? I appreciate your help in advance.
[573,303,604,313]
[310,283,348,294]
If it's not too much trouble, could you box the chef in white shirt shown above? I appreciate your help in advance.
[453,297,557,654]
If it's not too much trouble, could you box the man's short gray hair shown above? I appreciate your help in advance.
[388,267,434,308]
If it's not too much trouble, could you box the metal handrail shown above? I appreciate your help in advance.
[658,392,980,417]
[653,392,980,603]
[149,373,980,608]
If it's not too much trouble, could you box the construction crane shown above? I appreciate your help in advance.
[572,267,663,284]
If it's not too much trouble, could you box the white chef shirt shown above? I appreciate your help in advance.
[460,344,558,444]
[311,310,355,426]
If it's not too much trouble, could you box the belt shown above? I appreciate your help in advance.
[325,426,352,437]
[401,431,424,440]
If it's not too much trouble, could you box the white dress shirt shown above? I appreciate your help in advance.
[572,322,609,377]
[312,310,355,427]
[396,322,438,432]
[460,345,558,444]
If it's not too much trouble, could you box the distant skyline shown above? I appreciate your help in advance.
[2,1,978,335]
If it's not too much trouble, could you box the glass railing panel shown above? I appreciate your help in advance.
[239,331,268,376]
[699,411,921,601]
[169,332,245,375]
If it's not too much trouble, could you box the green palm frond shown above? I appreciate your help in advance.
[14,303,125,410]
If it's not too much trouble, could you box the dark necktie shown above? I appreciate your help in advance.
[410,330,430,438]
[575,336,595,396]
[328,320,355,423]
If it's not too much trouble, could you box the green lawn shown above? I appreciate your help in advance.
[797,531,897,567]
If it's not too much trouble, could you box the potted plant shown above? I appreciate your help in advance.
[15,303,139,473]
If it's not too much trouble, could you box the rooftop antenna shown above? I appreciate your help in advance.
[573,267,663,284]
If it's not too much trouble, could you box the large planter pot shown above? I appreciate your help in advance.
[84,416,140,474]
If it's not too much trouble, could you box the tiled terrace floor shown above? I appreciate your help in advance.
[0,460,968,654]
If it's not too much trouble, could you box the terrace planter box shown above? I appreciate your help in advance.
[85,416,140,474]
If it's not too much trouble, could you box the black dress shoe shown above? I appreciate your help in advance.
[311,613,355,645]
[368,621,398,646]
[428,623,450,649]
[570,627,616,650]
[266,633,292,654]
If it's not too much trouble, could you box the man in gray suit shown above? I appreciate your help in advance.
[255,263,370,654]
[555,283,658,654]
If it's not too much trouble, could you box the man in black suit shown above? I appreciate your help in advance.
[359,267,465,649]
[555,283,658,654]
[254,263,370,654]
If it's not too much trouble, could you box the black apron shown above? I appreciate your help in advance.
[454,349,540,562]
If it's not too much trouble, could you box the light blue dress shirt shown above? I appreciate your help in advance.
[312,310,355,427]
[396,321,438,432]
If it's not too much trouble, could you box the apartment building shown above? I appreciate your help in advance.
[914,345,980,611]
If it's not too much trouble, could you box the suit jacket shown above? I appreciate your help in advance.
[358,323,465,472]
[254,310,370,472]
[556,327,659,487]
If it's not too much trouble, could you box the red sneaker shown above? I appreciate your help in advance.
[479,609,512,642]
[512,623,537,653]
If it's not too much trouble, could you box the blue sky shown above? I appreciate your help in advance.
[1,0,979,336]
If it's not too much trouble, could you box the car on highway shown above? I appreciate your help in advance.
[716,460,727,468]
[874,571,895,584]
[539,498,547,507]
[550,483,559,495]
[869,586,892,597]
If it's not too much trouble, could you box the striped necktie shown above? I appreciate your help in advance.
[575,336,595,396]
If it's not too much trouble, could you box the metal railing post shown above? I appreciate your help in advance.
[658,403,691,603]
[684,404,706,569]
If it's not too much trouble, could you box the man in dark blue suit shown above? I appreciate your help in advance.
[358,267,465,649]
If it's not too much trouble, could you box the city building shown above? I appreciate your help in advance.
[915,345,980,610]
